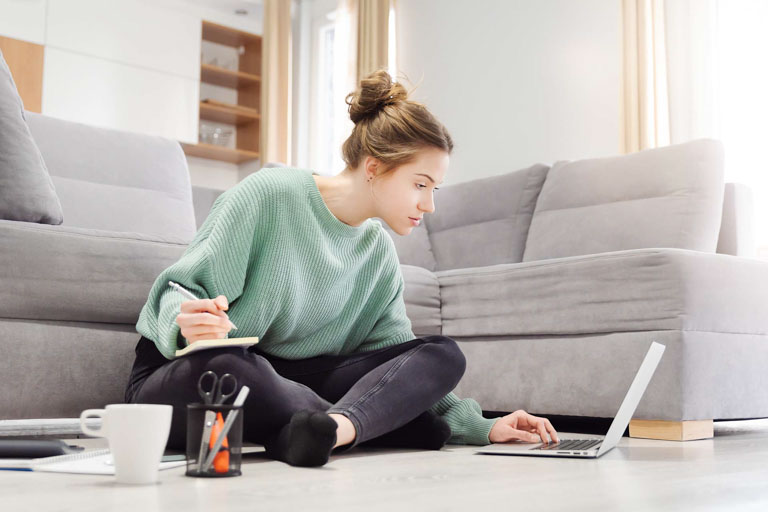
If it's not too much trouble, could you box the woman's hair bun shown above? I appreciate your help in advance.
[346,69,408,124]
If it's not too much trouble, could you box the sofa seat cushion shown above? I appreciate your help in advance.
[381,221,438,272]
[437,248,768,338]
[401,264,441,336]
[0,219,187,324]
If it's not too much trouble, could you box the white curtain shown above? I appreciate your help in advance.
[664,0,768,253]
[332,0,356,175]
[356,0,390,80]
[664,0,721,145]
[332,0,392,175]
[621,0,670,153]
[262,0,293,166]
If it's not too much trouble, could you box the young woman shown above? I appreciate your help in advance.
[125,70,558,467]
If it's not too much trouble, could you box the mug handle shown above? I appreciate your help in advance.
[80,409,107,438]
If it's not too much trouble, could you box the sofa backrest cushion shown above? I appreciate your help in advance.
[424,163,550,271]
[192,186,226,230]
[24,112,197,243]
[380,221,438,271]
[522,138,725,262]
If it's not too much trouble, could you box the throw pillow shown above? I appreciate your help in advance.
[0,48,63,224]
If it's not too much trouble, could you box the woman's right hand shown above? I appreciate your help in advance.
[176,295,234,344]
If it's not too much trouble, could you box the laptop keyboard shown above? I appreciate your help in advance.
[533,439,602,451]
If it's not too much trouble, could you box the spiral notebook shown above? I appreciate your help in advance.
[0,449,187,474]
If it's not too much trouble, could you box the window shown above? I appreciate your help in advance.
[295,0,396,178]
[305,0,348,177]
[315,20,338,175]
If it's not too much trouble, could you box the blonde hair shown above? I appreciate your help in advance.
[341,70,453,174]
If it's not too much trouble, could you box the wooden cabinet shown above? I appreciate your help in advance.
[181,20,262,164]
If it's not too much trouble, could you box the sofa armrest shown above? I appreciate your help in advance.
[717,183,756,257]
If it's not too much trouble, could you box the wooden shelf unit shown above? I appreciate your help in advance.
[201,63,260,89]
[181,142,260,164]
[200,101,260,125]
[183,20,262,163]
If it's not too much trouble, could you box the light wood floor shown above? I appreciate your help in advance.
[4,419,768,511]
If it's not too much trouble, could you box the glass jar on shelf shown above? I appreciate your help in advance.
[199,123,233,147]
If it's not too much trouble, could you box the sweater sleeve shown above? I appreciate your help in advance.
[135,184,260,359]
[429,392,500,446]
[358,265,415,351]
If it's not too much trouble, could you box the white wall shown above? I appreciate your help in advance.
[0,0,46,44]
[396,0,622,186]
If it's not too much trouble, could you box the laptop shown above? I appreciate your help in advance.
[475,341,666,459]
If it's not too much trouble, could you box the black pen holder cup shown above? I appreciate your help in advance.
[186,403,243,477]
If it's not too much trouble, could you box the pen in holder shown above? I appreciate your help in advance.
[186,399,246,477]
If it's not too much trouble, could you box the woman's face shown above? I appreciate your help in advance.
[374,147,448,236]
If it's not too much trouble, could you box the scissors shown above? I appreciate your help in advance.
[197,371,238,405]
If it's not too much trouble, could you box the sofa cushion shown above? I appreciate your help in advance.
[0,49,63,225]
[192,186,226,229]
[425,164,550,271]
[401,264,441,336]
[437,248,768,338]
[0,320,139,419]
[381,221,438,271]
[0,219,188,324]
[523,139,725,261]
[24,112,197,242]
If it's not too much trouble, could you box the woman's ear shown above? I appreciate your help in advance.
[363,155,382,180]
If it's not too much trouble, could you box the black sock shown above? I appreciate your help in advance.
[264,410,338,467]
[361,410,452,450]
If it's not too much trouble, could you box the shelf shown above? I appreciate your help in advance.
[202,20,261,47]
[201,64,260,89]
[187,20,262,165]
[181,142,260,164]
[200,101,260,126]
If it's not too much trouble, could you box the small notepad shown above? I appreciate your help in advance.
[0,449,187,475]
[175,336,260,358]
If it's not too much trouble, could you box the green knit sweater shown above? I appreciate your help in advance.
[135,167,498,445]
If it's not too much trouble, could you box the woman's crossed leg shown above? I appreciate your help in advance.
[130,335,466,466]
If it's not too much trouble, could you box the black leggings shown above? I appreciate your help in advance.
[124,335,466,451]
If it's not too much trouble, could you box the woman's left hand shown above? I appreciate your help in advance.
[488,409,560,444]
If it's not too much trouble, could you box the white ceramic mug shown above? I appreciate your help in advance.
[79,404,173,484]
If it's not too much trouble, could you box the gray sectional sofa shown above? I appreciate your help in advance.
[382,142,768,433]
[2,112,767,442]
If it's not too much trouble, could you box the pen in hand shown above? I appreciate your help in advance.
[168,280,238,330]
